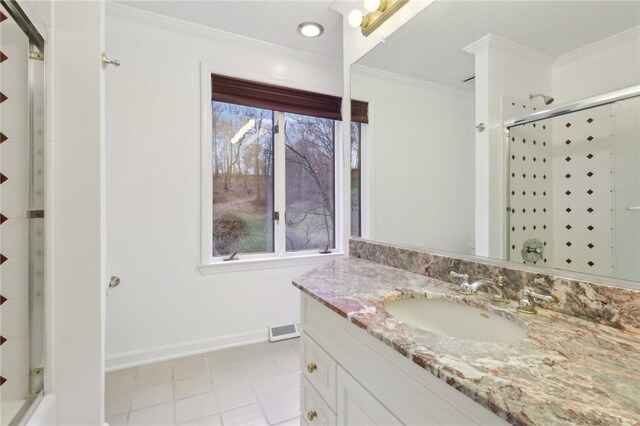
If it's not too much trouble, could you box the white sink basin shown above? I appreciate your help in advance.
[384,298,526,343]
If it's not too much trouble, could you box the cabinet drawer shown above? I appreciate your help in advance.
[302,376,336,426]
[301,332,337,410]
[337,366,402,426]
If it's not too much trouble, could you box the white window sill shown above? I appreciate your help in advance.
[198,252,345,275]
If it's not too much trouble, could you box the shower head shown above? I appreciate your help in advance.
[529,93,554,105]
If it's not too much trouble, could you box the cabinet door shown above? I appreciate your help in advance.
[302,376,336,426]
[337,366,402,426]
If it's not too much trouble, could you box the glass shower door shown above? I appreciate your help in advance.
[0,1,45,424]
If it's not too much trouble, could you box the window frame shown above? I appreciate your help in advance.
[199,64,345,274]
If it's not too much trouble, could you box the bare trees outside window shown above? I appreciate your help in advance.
[211,101,337,258]
[285,113,335,252]
[212,102,274,256]
[351,122,362,237]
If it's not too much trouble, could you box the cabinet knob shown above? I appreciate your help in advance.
[306,363,317,373]
[307,410,317,421]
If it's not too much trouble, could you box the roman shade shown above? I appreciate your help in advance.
[351,99,369,124]
[212,74,342,120]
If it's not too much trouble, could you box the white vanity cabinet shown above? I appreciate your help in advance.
[299,293,509,426]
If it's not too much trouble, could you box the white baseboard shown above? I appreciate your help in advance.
[105,328,268,372]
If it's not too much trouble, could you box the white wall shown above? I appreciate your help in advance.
[552,27,640,104]
[104,5,342,369]
[52,0,106,423]
[465,35,553,259]
[351,67,475,253]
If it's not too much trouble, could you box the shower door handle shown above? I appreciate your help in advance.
[109,276,121,288]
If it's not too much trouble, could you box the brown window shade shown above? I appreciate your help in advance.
[212,74,342,120]
[351,99,369,124]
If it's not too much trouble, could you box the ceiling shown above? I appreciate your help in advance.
[115,0,344,60]
[356,1,640,89]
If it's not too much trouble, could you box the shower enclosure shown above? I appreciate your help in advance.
[0,1,46,424]
[506,86,640,282]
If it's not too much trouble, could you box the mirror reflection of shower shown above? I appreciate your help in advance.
[529,93,555,105]
[507,87,640,282]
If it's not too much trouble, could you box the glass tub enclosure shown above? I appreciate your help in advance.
[0,1,46,424]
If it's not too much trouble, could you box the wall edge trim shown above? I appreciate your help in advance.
[105,328,268,372]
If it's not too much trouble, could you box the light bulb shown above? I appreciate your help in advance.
[364,0,381,12]
[348,9,364,28]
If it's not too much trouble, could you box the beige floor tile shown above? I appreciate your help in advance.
[281,371,301,390]
[243,359,280,381]
[174,356,209,380]
[131,382,173,411]
[180,414,222,425]
[259,389,300,425]
[175,376,213,400]
[251,374,289,397]
[106,369,136,396]
[106,413,128,426]
[106,391,133,417]
[273,417,301,426]
[175,392,218,424]
[272,352,300,374]
[128,402,175,426]
[221,404,269,426]
[135,363,173,389]
[211,367,249,388]
[215,382,257,411]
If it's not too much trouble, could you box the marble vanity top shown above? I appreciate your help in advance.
[293,257,640,426]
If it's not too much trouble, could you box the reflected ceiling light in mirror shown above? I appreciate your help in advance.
[297,22,324,38]
[364,0,387,12]
[348,9,364,28]
[348,0,408,36]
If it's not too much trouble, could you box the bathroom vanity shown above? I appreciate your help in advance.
[293,243,640,425]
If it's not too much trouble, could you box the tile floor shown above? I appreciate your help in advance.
[106,339,301,426]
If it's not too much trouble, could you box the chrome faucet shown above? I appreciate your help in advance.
[449,272,507,304]
[516,288,555,314]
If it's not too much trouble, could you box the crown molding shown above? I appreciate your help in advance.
[105,2,342,69]
[463,33,553,65]
[351,64,474,94]
[554,26,640,66]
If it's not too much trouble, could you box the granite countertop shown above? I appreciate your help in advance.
[293,257,640,426]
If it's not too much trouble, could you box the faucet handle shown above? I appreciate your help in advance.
[517,288,554,314]
[449,271,469,283]
[449,271,470,292]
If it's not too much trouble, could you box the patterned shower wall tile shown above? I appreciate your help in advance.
[505,96,554,267]
[1,98,29,139]
[349,238,640,334]
[0,57,29,99]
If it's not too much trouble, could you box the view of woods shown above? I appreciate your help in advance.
[212,102,274,256]
[351,122,361,237]
[284,113,335,252]
[212,101,335,256]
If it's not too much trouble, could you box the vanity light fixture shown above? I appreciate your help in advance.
[348,0,408,37]
[297,22,324,38]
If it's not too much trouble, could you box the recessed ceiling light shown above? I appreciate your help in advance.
[297,22,324,38]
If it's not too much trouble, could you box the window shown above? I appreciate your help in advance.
[208,74,341,262]
[350,99,368,238]
[350,122,362,237]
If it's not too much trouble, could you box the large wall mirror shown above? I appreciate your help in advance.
[351,0,640,289]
